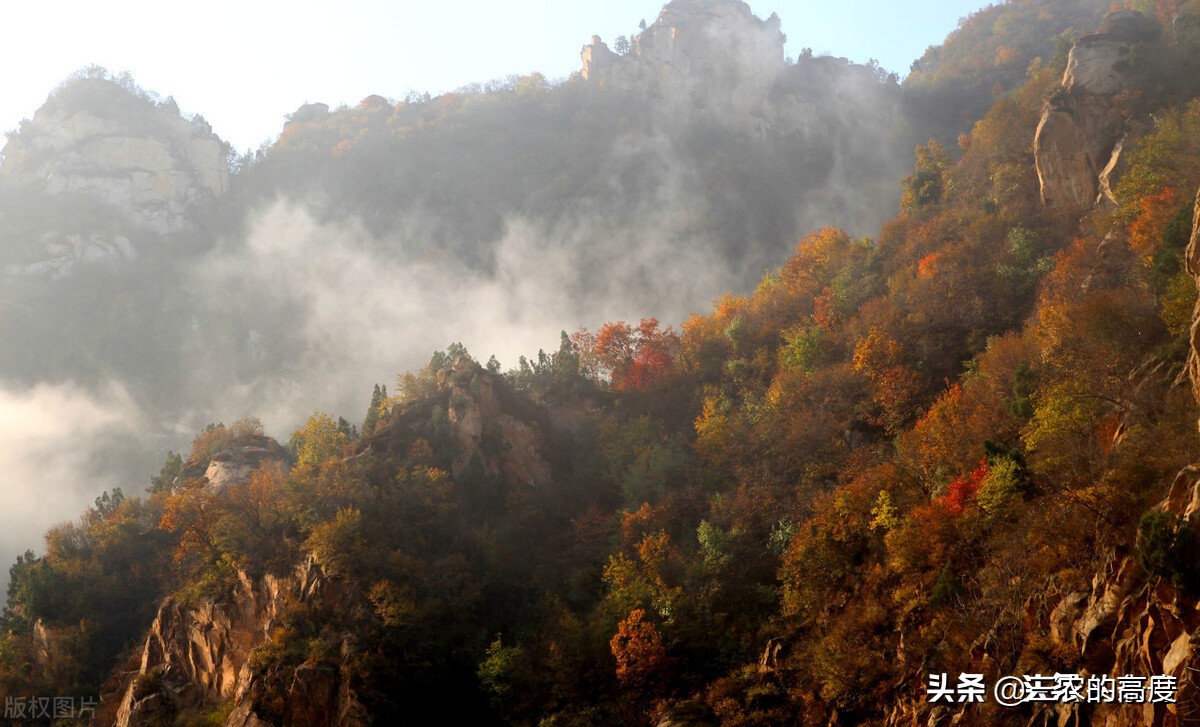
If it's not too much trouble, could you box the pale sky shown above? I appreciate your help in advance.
[2,0,994,152]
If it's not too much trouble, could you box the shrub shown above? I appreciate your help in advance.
[1137,509,1200,595]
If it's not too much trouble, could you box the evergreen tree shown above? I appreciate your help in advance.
[363,383,387,436]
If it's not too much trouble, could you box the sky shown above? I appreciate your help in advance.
[2,0,995,152]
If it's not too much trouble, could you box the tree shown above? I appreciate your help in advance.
[149,451,184,493]
[900,140,952,213]
[574,318,679,391]
[362,384,386,436]
[291,412,349,469]
[94,488,124,519]
[610,608,668,688]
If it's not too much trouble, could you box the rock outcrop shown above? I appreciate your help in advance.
[3,231,137,280]
[99,558,365,727]
[1034,11,1160,210]
[204,440,290,492]
[580,35,620,82]
[1187,185,1200,415]
[444,357,552,487]
[580,0,786,118]
[0,76,230,238]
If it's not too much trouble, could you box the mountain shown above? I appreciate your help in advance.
[9,0,1200,725]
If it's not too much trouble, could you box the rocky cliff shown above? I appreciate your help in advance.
[1034,11,1161,210]
[98,557,366,727]
[580,0,785,119]
[92,361,561,726]
[0,74,230,274]
[203,439,291,492]
[445,356,552,487]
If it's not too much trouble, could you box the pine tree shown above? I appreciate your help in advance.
[363,383,387,437]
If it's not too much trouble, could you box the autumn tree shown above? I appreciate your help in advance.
[574,318,679,391]
[610,608,669,689]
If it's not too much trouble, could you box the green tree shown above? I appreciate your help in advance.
[363,383,388,437]
[900,140,952,213]
[291,412,349,469]
[150,451,184,493]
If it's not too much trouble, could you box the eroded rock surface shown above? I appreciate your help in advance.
[1034,11,1160,210]
[100,558,365,727]
[580,0,785,118]
[445,357,552,487]
[0,76,230,242]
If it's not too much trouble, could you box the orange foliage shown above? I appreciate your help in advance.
[851,328,902,379]
[993,44,1023,68]
[780,227,854,293]
[159,479,219,569]
[575,318,679,391]
[1128,187,1180,263]
[897,332,1034,483]
[937,459,989,515]
[853,328,923,431]
[917,252,941,279]
[610,608,669,687]
[620,503,657,549]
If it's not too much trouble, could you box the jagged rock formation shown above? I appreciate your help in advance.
[580,35,620,82]
[204,440,290,492]
[1188,185,1200,414]
[1034,11,1160,210]
[0,76,230,240]
[445,357,552,487]
[99,558,366,727]
[580,0,785,118]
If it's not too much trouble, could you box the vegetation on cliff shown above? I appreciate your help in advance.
[8,0,1200,725]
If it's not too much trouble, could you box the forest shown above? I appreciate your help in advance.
[5,0,1200,725]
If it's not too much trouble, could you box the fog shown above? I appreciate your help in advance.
[0,4,920,588]
[0,382,154,574]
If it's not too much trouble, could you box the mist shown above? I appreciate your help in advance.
[0,3,918,586]
[0,381,154,584]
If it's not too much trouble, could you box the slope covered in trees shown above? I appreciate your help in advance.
[9,0,1200,725]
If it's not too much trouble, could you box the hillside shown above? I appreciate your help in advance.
[9,0,1200,725]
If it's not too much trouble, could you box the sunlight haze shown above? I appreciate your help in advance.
[4,0,993,150]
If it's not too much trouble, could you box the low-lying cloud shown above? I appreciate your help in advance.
[0,381,150,584]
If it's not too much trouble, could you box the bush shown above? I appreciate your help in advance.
[1137,509,1200,595]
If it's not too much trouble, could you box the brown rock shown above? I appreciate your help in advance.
[446,357,552,486]
[103,558,343,727]
[1033,12,1158,211]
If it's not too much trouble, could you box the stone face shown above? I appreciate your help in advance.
[579,0,785,118]
[103,557,368,727]
[1187,184,1200,416]
[446,357,552,487]
[0,78,230,238]
[580,35,620,82]
[203,441,290,492]
[1033,11,1158,210]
